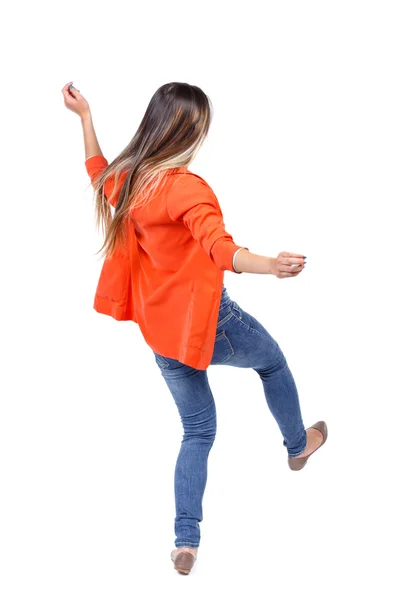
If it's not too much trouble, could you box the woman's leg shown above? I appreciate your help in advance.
[253,349,307,457]
[211,289,307,458]
[153,353,216,548]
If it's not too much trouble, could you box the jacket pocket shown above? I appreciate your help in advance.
[95,255,131,304]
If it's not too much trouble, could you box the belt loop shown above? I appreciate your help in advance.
[219,286,231,310]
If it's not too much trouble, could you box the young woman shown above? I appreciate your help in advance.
[62,80,328,575]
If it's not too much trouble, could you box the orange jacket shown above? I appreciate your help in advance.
[85,155,246,370]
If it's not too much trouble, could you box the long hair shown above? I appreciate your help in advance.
[89,82,213,259]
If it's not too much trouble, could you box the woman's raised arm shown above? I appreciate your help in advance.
[61,81,103,160]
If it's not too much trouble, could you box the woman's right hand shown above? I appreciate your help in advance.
[271,252,306,278]
[61,81,91,119]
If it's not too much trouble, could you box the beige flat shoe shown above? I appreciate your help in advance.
[288,420,328,471]
[171,549,197,575]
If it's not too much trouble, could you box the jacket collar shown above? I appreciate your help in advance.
[165,167,190,175]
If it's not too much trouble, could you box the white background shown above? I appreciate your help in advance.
[1,0,398,598]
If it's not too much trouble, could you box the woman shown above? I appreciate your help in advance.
[62,80,328,575]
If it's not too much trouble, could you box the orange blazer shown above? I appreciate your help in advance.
[85,155,246,370]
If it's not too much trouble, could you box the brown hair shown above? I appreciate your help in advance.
[89,82,213,258]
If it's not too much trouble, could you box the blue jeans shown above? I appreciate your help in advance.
[153,286,307,548]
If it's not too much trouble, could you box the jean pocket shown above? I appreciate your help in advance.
[231,301,243,320]
[211,330,235,365]
[154,353,170,369]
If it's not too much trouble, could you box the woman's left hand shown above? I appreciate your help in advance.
[62,81,91,119]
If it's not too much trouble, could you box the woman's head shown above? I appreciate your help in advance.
[91,82,213,258]
[134,82,213,167]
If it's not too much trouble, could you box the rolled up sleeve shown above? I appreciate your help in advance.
[232,246,248,273]
[167,174,245,272]
[85,155,109,182]
[85,155,119,208]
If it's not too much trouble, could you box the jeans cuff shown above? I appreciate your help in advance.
[175,542,200,548]
[284,430,307,457]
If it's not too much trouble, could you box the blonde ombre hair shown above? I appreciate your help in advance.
[89,82,213,259]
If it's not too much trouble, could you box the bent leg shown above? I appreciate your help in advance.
[254,348,307,457]
[212,294,307,458]
[154,354,216,548]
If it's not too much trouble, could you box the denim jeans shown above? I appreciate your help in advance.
[153,285,307,548]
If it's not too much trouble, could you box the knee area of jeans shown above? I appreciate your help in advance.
[182,432,216,444]
[257,352,286,376]
[272,346,287,368]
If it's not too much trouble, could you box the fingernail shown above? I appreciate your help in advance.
[303,256,307,259]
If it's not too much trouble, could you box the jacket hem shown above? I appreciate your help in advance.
[93,295,135,322]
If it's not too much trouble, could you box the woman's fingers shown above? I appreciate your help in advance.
[61,81,73,100]
[277,252,305,266]
[285,264,303,274]
[280,251,305,259]
[290,265,304,276]
[61,81,73,92]
[273,251,306,278]
[284,257,305,265]
[271,251,307,279]
[61,81,90,117]
[280,269,302,278]
[61,82,77,108]
[280,261,304,272]
[68,84,81,98]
